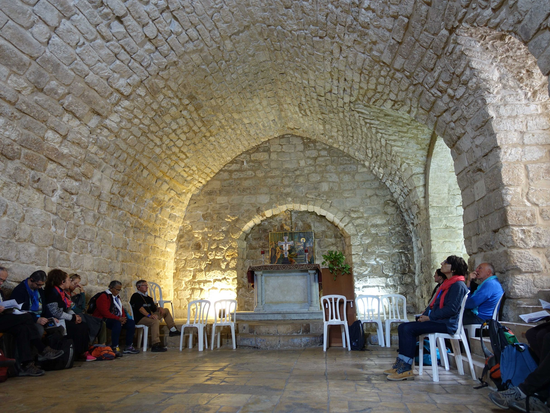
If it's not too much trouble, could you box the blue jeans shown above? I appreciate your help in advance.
[105,318,136,348]
[397,321,449,363]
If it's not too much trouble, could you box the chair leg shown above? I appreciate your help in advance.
[437,337,449,371]
[460,331,476,380]
[344,323,351,351]
[143,327,148,352]
[217,330,221,349]
[204,327,209,350]
[340,325,346,349]
[323,323,328,351]
[429,334,439,382]
[377,321,385,347]
[211,325,216,349]
[198,326,203,352]
[137,329,143,350]
[188,332,193,349]
[450,339,464,375]
[179,327,184,351]
[385,320,391,348]
[419,335,425,376]
[231,324,236,350]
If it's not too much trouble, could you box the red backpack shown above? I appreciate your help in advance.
[89,345,116,360]
[0,349,16,383]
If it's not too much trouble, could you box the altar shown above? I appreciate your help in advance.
[246,264,322,313]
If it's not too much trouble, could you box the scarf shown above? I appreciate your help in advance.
[470,275,498,315]
[105,289,123,316]
[54,286,72,309]
[24,278,41,313]
[429,275,466,309]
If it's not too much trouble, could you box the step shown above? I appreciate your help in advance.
[237,333,322,349]
[237,320,323,335]
[536,289,550,302]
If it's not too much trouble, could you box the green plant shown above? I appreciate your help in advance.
[322,250,351,280]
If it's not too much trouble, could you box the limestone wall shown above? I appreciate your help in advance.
[174,135,415,316]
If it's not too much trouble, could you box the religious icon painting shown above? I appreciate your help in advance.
[268,231,315,265]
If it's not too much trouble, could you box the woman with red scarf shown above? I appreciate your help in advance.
[384,255,469,381]
[44,269,90,359]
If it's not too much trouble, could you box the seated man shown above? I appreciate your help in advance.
[0,267,63,377]
[130,280,180,352]
[464,263,504,325]
[10,270,53,336]
[384,255,469,381]
[91,280,139,357]
[489,320,550,412]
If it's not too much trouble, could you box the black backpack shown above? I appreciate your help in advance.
[475,319,518,390]
[86,291,106,315]
[348,320,365,351]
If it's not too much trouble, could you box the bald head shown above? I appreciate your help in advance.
[474,263,494,282]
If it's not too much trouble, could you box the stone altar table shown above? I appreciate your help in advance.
[246,264,322,313]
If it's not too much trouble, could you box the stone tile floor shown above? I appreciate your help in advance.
[1,346,500,413]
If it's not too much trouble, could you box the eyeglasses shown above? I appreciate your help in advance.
[29,279,45,288]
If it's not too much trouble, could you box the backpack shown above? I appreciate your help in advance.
[39,337,75,371]
[0,349,16,383]
[414,337,448,366]
[89,345,116,361]
[348,320,365,350]
[476,319,519,390]
[87,292,106,315]
[500,343,538,388]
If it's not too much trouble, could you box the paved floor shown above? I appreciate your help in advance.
[1,345,499,413]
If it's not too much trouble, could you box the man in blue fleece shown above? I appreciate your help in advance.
[464,262,504,326]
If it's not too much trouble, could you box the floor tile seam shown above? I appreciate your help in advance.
[271,348,305,413]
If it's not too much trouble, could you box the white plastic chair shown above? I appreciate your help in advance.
[180,300,210,352]
[464,293,504,340]
[418,293,476,382]
[355,295,385,347]
[322,294,351,351]
[381,294,409,347]
[148,282,175,316]
[128,302,149,352]
[210,300,237,350]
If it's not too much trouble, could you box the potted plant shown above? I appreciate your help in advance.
[322,250,351,280]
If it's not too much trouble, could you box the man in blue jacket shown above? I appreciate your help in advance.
[464,263,504,326]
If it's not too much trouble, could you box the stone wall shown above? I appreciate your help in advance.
[174,135,415,316]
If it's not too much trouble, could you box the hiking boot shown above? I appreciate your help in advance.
[19,363,45,377]
[168,329,182,337]
[123,345,140,354]
[490,387,526,410]
[151,343,168,352]
[510,396,549,413]
[37,346,64,361]
[383,357,403,375]
[387,362,414,381]
[114,346,123,358]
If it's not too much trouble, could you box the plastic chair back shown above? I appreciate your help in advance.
[127,301,149,352]
[381,294,408,322]
[356,295,381,322]
[322,295,348,324]
[186,300,210,326]
[213,299,237,324]
[148,282,164,304]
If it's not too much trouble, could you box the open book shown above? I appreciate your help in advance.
[519,299,550,323]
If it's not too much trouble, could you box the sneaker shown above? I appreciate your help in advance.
[114,346,123,358]
[383,357,403,375]
[510,396,549,413]
[85,352,96,362]
[151,343,168,352]
[168,329,181,337]
[19,363,45,377]
[123,346,140,354]
[387,362,414,381]
[37,346,64,362]
[490,387,526,410]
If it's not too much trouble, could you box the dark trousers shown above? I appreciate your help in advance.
[105,318,135,347]
[398,321,448,360]
[462,310,485,326]
[520,322,550,400]
[0,313,42,363]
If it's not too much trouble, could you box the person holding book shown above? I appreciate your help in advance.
[0,267,63,377]
[464,262,504,326]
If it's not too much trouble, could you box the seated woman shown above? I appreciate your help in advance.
[384,255,469,381]
[45,269,91,360]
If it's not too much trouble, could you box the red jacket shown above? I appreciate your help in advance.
[92,293,127,321]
